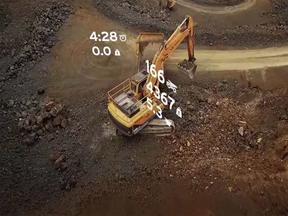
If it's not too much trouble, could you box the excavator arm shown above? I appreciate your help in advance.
[144,16,196,96]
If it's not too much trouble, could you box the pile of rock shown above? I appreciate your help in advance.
[18,97,68,145]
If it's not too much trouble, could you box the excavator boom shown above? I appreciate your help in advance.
[144,16,196,96]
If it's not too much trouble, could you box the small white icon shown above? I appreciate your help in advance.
[115,49,121,56]
[164,118,172,127]
[166,80,178,93]
[176,107,183,118]
[119,34,127,42]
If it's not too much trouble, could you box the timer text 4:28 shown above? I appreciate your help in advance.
[90,31,127,42]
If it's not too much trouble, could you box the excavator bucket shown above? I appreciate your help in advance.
[136,33,164,57]
[168,0,177,9]
[136,33,165,70]
[177,59,197,80]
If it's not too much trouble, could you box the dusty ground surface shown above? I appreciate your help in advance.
[0,0,288,215]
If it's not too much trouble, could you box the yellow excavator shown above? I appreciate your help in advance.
[107,16,196,136]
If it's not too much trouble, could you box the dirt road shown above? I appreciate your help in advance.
[177,0,257,14]
[168,46,288,89]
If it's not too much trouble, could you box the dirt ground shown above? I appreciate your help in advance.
[0,0,288,215]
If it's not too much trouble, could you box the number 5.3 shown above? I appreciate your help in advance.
[147,98,163,119]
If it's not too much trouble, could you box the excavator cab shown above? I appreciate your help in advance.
[108,78,143,119]
[130,70,148,100]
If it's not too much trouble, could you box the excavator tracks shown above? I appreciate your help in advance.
[139,119,175,136]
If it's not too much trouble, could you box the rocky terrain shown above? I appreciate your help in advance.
[0,2,72,81]
[0,0,288,215]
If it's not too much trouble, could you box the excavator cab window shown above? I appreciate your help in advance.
[131,81,137,94]
[139,79,146,91]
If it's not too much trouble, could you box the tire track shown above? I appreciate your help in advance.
[168,46,288,72]
[177,0,257,14]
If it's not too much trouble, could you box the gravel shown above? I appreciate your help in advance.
[3,2,72,81]
[17,97,68,145]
